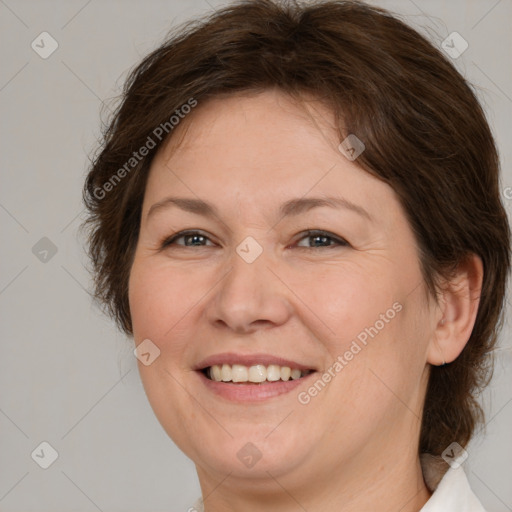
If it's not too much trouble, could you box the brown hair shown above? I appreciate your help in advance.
[81,0,511,457]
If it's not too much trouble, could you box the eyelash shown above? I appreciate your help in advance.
[159,229,349,250]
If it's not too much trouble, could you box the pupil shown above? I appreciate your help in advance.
[312,236,328,246]
[187,235,204,246]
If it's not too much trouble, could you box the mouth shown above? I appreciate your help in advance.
[194,353,318,402]
[200,364,315,384]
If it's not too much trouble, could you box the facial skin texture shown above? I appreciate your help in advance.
[128,88,483,511]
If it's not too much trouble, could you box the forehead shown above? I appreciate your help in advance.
[143,89,399,222]
[158,89,339,169]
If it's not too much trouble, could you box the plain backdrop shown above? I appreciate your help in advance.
[0,0,511,511]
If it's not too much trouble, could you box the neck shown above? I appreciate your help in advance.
[195,450,432,512]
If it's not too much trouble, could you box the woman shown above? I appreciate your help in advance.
[81,1,510,510]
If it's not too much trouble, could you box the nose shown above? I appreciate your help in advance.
[206,243,293,334]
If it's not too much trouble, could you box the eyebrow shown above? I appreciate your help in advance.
[147,195,373,222]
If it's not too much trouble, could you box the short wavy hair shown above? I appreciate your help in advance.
[81,0,511,458]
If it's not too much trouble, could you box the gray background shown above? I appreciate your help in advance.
[0,0,511,511]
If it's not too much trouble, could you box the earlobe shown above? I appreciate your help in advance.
[433,336,446,366]
[427,253,484,366]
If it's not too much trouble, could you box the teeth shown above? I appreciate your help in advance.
[221,364,231,382]
[211,364,222,382]
[248,364,267,382]
[266,364,281,381]
[280,366,291,381]
[206,364,312,383]
[231,364,248,382]
[290,368,302,380]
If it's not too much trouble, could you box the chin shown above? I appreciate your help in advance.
[182,425,311,479]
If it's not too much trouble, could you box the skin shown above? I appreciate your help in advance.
[128,88,483,511]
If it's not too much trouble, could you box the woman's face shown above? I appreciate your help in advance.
[128,89,437,490]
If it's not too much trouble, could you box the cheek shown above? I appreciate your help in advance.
[333,290,431,416]
[305,264,426,404]
[128,261,198,443]
[128,259,193,338]
[294,263,401,353]
[313,307,426,443]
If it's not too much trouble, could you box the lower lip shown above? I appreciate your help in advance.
[196,370,316,402]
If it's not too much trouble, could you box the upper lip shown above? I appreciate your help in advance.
[194,352,316,372]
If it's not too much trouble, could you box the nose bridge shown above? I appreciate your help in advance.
[207,235,292,332]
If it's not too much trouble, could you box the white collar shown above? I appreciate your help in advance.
[191,455,486,511]
[419,454,486,511]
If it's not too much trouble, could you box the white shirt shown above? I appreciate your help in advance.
[419,455,487,512]
[190,455,486,511]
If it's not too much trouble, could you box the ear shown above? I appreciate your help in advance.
[427,253,484,366]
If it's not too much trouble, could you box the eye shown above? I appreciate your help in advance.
[160,229,349,250]
[294,229,349,249]
[160,230,215,248]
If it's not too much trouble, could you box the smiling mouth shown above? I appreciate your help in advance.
[201,363,315,384]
